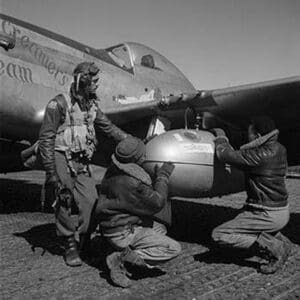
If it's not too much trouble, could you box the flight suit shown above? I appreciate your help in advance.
[39,91,128,238]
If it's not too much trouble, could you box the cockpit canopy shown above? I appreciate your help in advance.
[103,42,189,79]
[105,43,133,71]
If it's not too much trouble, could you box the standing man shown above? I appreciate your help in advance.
[96,136,182,287]
[211,116,292,274]
[39,62,129,267]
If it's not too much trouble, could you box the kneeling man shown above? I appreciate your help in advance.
[96,137,181,287]
[212,116,291,274]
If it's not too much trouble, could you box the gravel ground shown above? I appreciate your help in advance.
[0,171,299,299]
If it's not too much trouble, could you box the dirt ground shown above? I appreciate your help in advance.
[0,171,299,299]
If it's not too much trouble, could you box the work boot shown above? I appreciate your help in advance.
[64,235,83,267]
[255,232,291,274]
[106,252,131,288]
[121,247,147,268]
[274,232,296,255]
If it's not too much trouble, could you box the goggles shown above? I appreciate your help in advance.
[73,62,100,77]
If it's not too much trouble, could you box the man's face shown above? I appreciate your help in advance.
[79,73,99,99]
[90,74,99,94]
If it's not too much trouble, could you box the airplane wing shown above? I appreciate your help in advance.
[159,76,300,164]
[102,100,160,125]
[201,76,300,130]
[162,76,300,129]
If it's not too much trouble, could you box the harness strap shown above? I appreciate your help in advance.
[65,149,77,176]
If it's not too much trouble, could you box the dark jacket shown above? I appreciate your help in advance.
[38,94,128,180]
[97,163,173,235]
[215,130,288,208]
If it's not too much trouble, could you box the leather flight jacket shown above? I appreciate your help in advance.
[97,163,172,235]
[215,130,288,208]
[39,93,128,180]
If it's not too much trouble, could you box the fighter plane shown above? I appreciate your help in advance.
[1,13,300,198]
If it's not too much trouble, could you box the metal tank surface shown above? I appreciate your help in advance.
[144,129,215,197]
[144,129,245,197]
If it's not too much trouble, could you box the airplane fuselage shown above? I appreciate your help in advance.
[0,14,195,146]
[3,14,297,200]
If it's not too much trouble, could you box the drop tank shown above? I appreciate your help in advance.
[143,129,244,197]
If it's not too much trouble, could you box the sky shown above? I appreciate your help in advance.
[1,0,300,89]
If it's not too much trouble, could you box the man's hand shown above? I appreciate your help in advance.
[44,174,62,211]
[46,174,60,189]
[156,162,175,178]
[143,134,157,144]
[211,128,229,144]
[210,128,226,137]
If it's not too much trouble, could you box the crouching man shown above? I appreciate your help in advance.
[211,116,292,274]
[96,137,182,287]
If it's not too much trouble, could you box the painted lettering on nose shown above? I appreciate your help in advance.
[0,58,33,83]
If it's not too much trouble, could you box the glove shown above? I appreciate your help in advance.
[210,128,226,137]
[156,162,175,178]
[44,174,61,211]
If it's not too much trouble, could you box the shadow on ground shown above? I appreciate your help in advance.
[12,200,299,266]
[170,200,300,246]
[170,200,239,246]
[193,247,261,269]
[0,178,43,213]
[14,223,64,256]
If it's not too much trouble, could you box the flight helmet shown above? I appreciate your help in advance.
[73,62,100,98]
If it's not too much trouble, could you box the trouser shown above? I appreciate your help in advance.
[106,222,182,263]
[54,151,98,237]
[212,204,290,249]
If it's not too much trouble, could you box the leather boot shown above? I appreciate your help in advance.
[64,235,83,267]
[106,251,131,288]
[121,247,147,268]
[275,232,295,255]
[254,232,291,274]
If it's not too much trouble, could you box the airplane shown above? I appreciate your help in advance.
[1,13,300,199]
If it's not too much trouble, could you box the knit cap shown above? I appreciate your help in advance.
[113,137,146,164]
[111,137,151,185]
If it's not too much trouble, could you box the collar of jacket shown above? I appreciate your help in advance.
[240,129,279,150]
[112,154,152,185]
